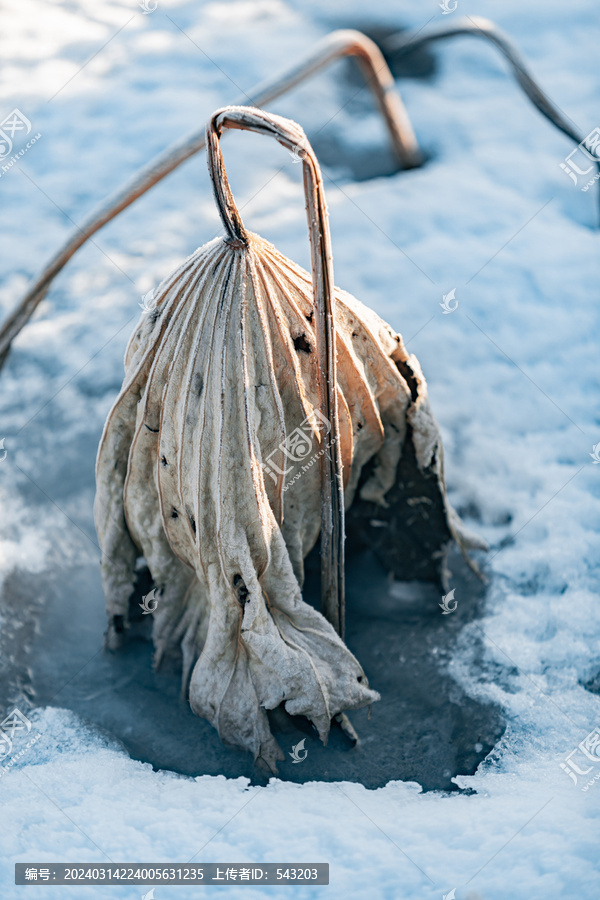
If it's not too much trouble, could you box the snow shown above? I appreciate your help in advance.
[1,0,600,897]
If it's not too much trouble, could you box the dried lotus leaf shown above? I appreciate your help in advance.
[95,106,484,771]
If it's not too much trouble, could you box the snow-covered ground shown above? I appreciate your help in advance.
[1,0,599,897]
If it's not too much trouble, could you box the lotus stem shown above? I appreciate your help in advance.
[0,29,418,371]
[385,16,600,217]
[206,107,345,636]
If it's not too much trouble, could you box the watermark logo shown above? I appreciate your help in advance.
[589,442,600,464]
[0,708,42,779]
[440,288,458,314]
[443,891,456,900]
[439,588,457,615]
[0,109,31,159]
[0,109,41,178]
[289,143,308,164]
[139,0,158,13]
[439,0,458,13]
[139,289,158,314]
[560,725,600,791]
[141,890,156,900]
[0,438,6,462]
[139,588,158,615]
[261,410,332,492]
[560,127,600,191]
[289,738,308,763]
[0,708,32,758]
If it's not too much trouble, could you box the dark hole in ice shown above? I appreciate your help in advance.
[303,24,435,182]
[4,537,504,792]
[582,672,600,695]
[345,23,438,81]
[0,413,503,793]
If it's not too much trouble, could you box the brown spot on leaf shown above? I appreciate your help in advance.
[293,333,312,353]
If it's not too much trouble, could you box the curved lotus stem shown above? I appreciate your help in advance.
[386,16,600,213]
[0,29,419,370]
[206,106,345,635]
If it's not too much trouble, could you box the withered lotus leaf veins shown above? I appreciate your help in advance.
[95,107,484,772]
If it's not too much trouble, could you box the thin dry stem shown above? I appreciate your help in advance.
[0,29,418,369]
[386,17,596,164]
[206,106,345,635]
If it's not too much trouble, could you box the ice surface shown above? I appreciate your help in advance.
[1,0,599,897]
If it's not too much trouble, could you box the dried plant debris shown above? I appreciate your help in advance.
[0,29,419,371]
[0,22,592,372]
[95,107,484,772]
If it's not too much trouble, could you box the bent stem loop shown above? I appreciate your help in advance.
[206,106,345,637]
[1,20,594,371]
[386,16,600,215]
[0,29,418,370]
[386,17,582,144]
